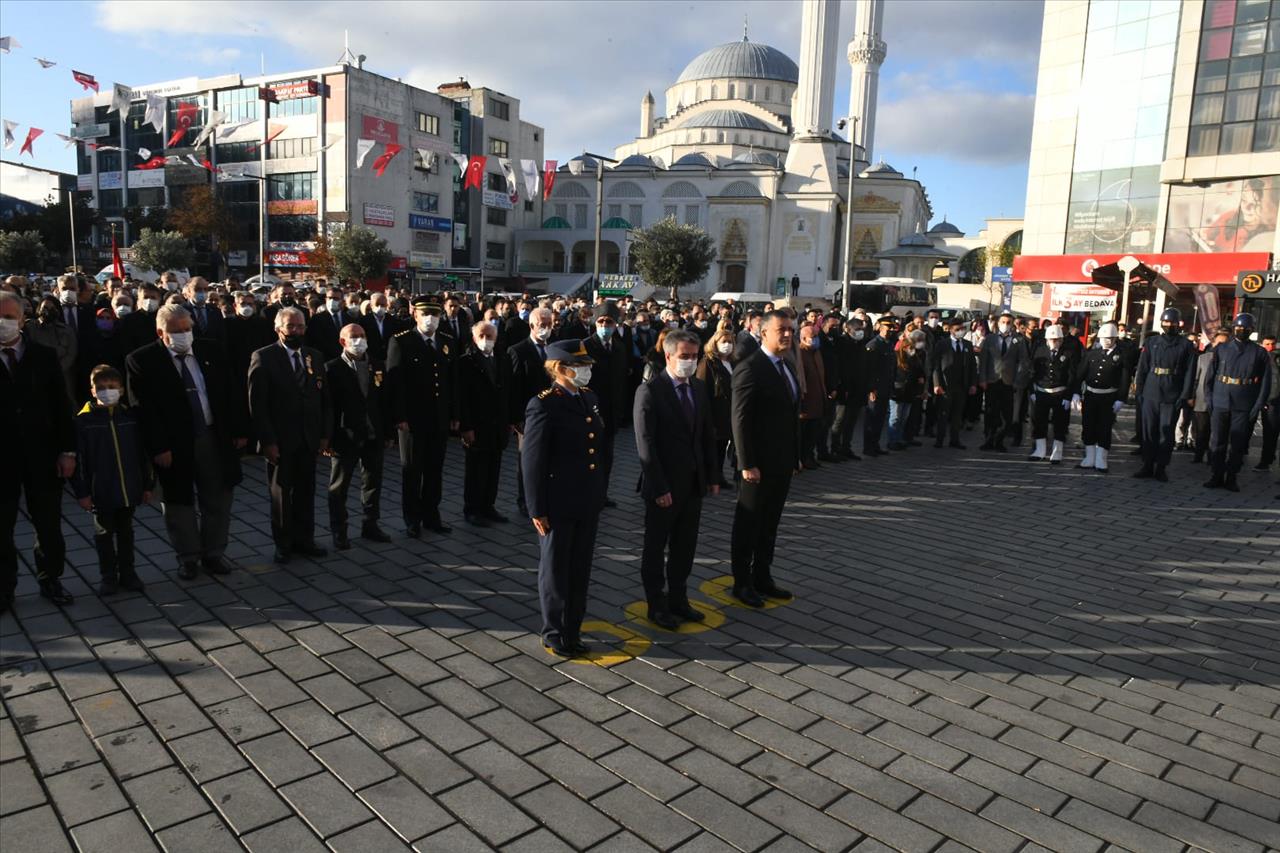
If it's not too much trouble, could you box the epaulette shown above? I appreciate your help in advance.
[394,329,412,337]
[537,387,555,399]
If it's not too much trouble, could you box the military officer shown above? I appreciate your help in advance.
[1027,325,1076,464]
[386,297,458,537]
[583,301,629,507]
[1133,307,1197,482]
[521,339,607,658]
[1072,322,1129,473]
[1204,313,1272,492]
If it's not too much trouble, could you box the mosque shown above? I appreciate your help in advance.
[513,0,968,299]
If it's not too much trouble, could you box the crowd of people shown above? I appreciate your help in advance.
[1,270,1276,655]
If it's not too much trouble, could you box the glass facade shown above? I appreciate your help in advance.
[217,86,260,123]
[1066,0,1181,254]
[1190,0,1280,155]
[1164,174,1280,251]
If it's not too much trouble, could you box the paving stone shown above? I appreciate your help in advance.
[414,822,494,853]
[140,693,212,740]
[280,772,378,838]
[456,740,548,797]
[206,695,281,743]
[0,757,46,816]
[45,762,129,826]
[203,768,293,834]
[437,779,537,846]
[340,702,418,750]
[5,687,75,733]
[95,725,173,780]
[517,782,620,849]
[273,699,350,747]
[594,782,700,850]
[240,730,322,785]
[358,776,455,843]
[169,728,250,784]
[745,751,850,809]
[123,766,210,831]
[313,734,397,791]
[154,812,243,853]
[979,796,1105,853]
[328,819,414,852]
[826,790,943,852]
[884,754,994,812]
[528,743,622,800]
[1055,799,1183,853]
[748,789,864,852]
[236,669,309,710]
[241,816,329,853]
[0,804,74,853]
[902,792,1025,853]
[384,738,473,795]
[73,690,144,738]
[599,745,697,802]
[22,721,98,776]
[69,809,160,853]
[672,749,770,804]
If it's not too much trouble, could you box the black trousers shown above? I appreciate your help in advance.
[93,506,136,581]
[1,462,66,593]
[641,485,703,613]
[515,432,529,510]
[905,398,923,442]
[984,383,1015,445]
[924,394,940,435]
[400,426,447,526]
[599,426,617,499]
[538,515,598,645]
[328,439,384,535]
[829,400,860,453]
[463,429,507,514]
[1192,410,1212,460]
[267,448,318,551]
[1261,401,1279,466]
[864,397,888,451]
[1031,391,1070,441]
[1209,409,1255,476]
[934,392,966,446]
[800,418,822,463]
[1140,398,1178,468]
[1081,392,1119,449]
[730,471,792,591]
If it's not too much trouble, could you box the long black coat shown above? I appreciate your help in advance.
[1,335,76,469]
[694,356,733,442]
[584,334,630,429]
[459,349,512,448]
[508,337,551,427]
[126,339,247,504]
[386,330,458,432]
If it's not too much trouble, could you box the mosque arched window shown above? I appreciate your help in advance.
[695,86,702,102]
[765,86,772,101]
[718,132,725,143]
[728,83,736,98]
[748,84,756,100]
[710,85,718,99]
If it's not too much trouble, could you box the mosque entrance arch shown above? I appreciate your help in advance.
[723,265,747,292]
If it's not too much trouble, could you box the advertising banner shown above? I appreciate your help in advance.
[363,203,394,227]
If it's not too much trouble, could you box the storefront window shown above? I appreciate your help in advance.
[1164,175,1279,252]
[1190,0,1280,154]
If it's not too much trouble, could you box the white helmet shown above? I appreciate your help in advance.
[1097,323,1118,339]
[1045,325,1064,340]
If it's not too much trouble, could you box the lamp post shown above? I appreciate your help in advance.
[572,151,618,300]
[836,116,858,314]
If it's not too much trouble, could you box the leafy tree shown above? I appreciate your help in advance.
[959,247,986,284]
[0,230,48,273]
[308,232,339,281]
[629,217,716,300]
[122,204,169,236]
[130,228,193,273]
[167,184,235,253]
[1,193,98,269]
[332,227,392,284]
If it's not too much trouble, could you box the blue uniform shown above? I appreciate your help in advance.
[1204,338,1273,477]
[521,385,607,647]
[863,334,895,452]
[1134,333,1197,469]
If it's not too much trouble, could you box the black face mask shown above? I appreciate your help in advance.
[283,333,304,349]
[280,296,296,307]
[1234,329,1250,341]
[1161,322,1176,335]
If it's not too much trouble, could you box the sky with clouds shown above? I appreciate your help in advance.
[0,0,1043,234]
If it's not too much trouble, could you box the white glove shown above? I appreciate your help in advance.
[1112,400,1123,414]
[1071,394,1082,412]
[1062,398,1071,411]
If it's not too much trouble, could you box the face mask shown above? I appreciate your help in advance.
[951,330,964,340]
[417,316,439,335]
[345,337,368,356]
[666,321,679,330]
[852,330,865,341]
[717,342,733,356]
[534,327,552,342]
[476,338,495,353]
[280,295,295,307]
[914,341,925,350]
[326,299,342,314]
[167,331,194,353]
[1234,329,1250,341]
[596,325,613,339]
[282,333,304,349]
[113,304,132,318]
[236,304,256,318]
[808,337,820,350]
[59,290,78,305]
[1161,323,1175,335]
[1048,340,1061,350]
[695,320,707,329]
[1100,338,1116,349]
[519,309,530,320]
[0,317,19,342]
[568,365,592,388]
[927,318,939,327]
[141,298,160,312]
[998,323,1010,334]
[192,291,208,304]
[95,388,122,406]
[673,358,697,378]
[372,305,387,318]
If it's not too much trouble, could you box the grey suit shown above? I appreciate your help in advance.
[978,333,1030,447]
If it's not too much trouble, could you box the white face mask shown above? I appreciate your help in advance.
[674,358,697,378]
[95,388,121,406]
[1048,340,1061,351]
[167,331,193,353]
[914,341,926,350]
[0,317,20,343]
[534,327,552,342]
[344,336,368,356]
[569,365,592,387]
[852,330,865,341]
[372,305,387,318]
[59,290,78,305]
[141,298,160,312]
[998,323,1011,334]
[418,316,439,335]
[113,304,132,317]
[237,304,255,317]
[666,320,679,329]
[951,330,964,340]
[326,299,342,314]
[927,318,939,327]
[1100,337,1116,349]
[717,342,733,356]
[475,337,495,353]
[165,281,179,292]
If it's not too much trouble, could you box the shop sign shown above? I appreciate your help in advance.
[410,251,446,269]
[227,250,248,267]
[268,80,326,100]
[72,123,110,139]
[1047,284,1118,313]
[598,274,641,296]
[127,169,165,189]
[77,174,94,191]
[408,213,452,232]
[266,250,312,267]
[361,115,398,145]
[1013,252,1272,286]
[363,203,395,227]
[99,171,123,190]
[1236,269,1280,300]
[482,189,513,210]
[389,256,408,271]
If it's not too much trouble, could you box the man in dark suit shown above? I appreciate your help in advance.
[58,273,101,396]
[184,277,227,350]
[729,310,799,608]
[503,298,531,347]
[733,310,764,361]
[0,292,77,610]
[116,283,163,358]
[863,315,897,455]
[358,291,401,363]
[226,292,275,381]
[387,297,458,537]
[929,316,978,449]
[459,321,513,526]
[583,301,629,507]
[324,323,392,549]
[634,330,719,628]
[441,294,472,349]
[306,287,349,361]
[126,304,249,580]
[248,307,331,562]
[978,310,1032,452]
[829,316,868,459]
[509,307,554,516]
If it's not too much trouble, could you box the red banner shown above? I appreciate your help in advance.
[543,159,557,200]
[266,250,312,267]
[1013,252,1272,286]
[361,115,398,145]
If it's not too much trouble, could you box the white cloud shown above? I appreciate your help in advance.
[875,70,1035,164]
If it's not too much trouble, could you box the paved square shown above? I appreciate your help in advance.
[3,417,1278,852]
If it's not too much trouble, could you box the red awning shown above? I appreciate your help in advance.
[1012,252,1271,285]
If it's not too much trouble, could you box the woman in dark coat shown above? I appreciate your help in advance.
[695,325,736,487]
[889,329,928,450]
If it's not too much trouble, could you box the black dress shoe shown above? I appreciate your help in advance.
[993,444,1008,453]
[426,521,452,535]
[603,499,617,509]
[566,640,591,656]
[863,448,882,457]
[118,574,146,592]
[1254,462,1271,471]
[1204,474,1224,488]
[405,524,422,539]
[732,586,765,608]
[483,509,509,524]
[950,442,966,450]
[272,549,292,564]
[756,583,793,601]
[1154,467,1168,483]
[817,452,838,462]
[361,525,392,543]
[179,561,202,579]
[295,544,328,559]
[38,580,73,605]
[464,513,490,528]
[203,556,236,575]
[98,579,118,596]
[334,536,352,551]
[670,603,706,623]
[649,610,681,630]
[1224,475,1240,492]
[907,440,923,447]
[802,460,820,471]
[0,594,11,615]
[543,638,575,658]
[1133,466,1153,479]
[979,441,994,451]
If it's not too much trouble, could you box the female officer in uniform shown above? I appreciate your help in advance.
[521,339,607,657]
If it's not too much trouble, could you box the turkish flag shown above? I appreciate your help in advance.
[543,160,557,200]
[111,232,124,280]
[464,155,487,190]
[166,101,198,147]
[19,127,42,157]
[371,143,403,177]
[72,70,99,92]
[135,155,167,170]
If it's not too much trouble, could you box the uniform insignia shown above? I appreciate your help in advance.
[394,328,411,337]
[537,388,554,399]
[305,353,314,375]
[442,344,450,356]
[374,370,383,387]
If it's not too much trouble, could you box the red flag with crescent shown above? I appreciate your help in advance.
[111,232,125,280]
[543,160,557,200]
[135,155,167,170]
[19,127,42,156]
[72,70,99,92]
[166,101,198,147]
[463,155,486,190]
[371,143,403,177]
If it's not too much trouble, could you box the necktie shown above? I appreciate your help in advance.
[1000,336,1008,356]
[954,340,960,354]
[776,359,795,401]
[2,347,16,375]
[66,307,77,330]
[677,381,695,428]
[537,344,546,361]
[177,355,207,436]
[292,350,305,384]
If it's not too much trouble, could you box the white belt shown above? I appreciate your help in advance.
[1035,386,1067,394]
[1086,386,1118,394]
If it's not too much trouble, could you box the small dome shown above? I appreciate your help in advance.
[541,216,571,229]
[927,219,963,236]
[616,154,660,170]
[676,109,775,132]
[899,232,935,247]
[671,152,716,169]
[677,39,799,84]
[560,154,600,173]
[862,160,902,177]
[603,217,633,229]
[725,151,780,168]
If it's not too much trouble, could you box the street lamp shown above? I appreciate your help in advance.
[571,151,618,300]
[836,116,858,315]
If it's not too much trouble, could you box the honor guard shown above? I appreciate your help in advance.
[386,297,459,537]
[1072,323,1129,473]
[1134,307,1197,481]
[521,339,607,658]
[1204,313,1273,492]
[1028,325,1076,464]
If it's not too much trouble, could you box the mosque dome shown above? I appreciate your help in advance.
[676,39,799,84]
[926,219,963,236]
[676,110,776,132]
[724,151,781,168]
[671,152,716,168]
[616,154,662,169]
[861,160,903,177]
